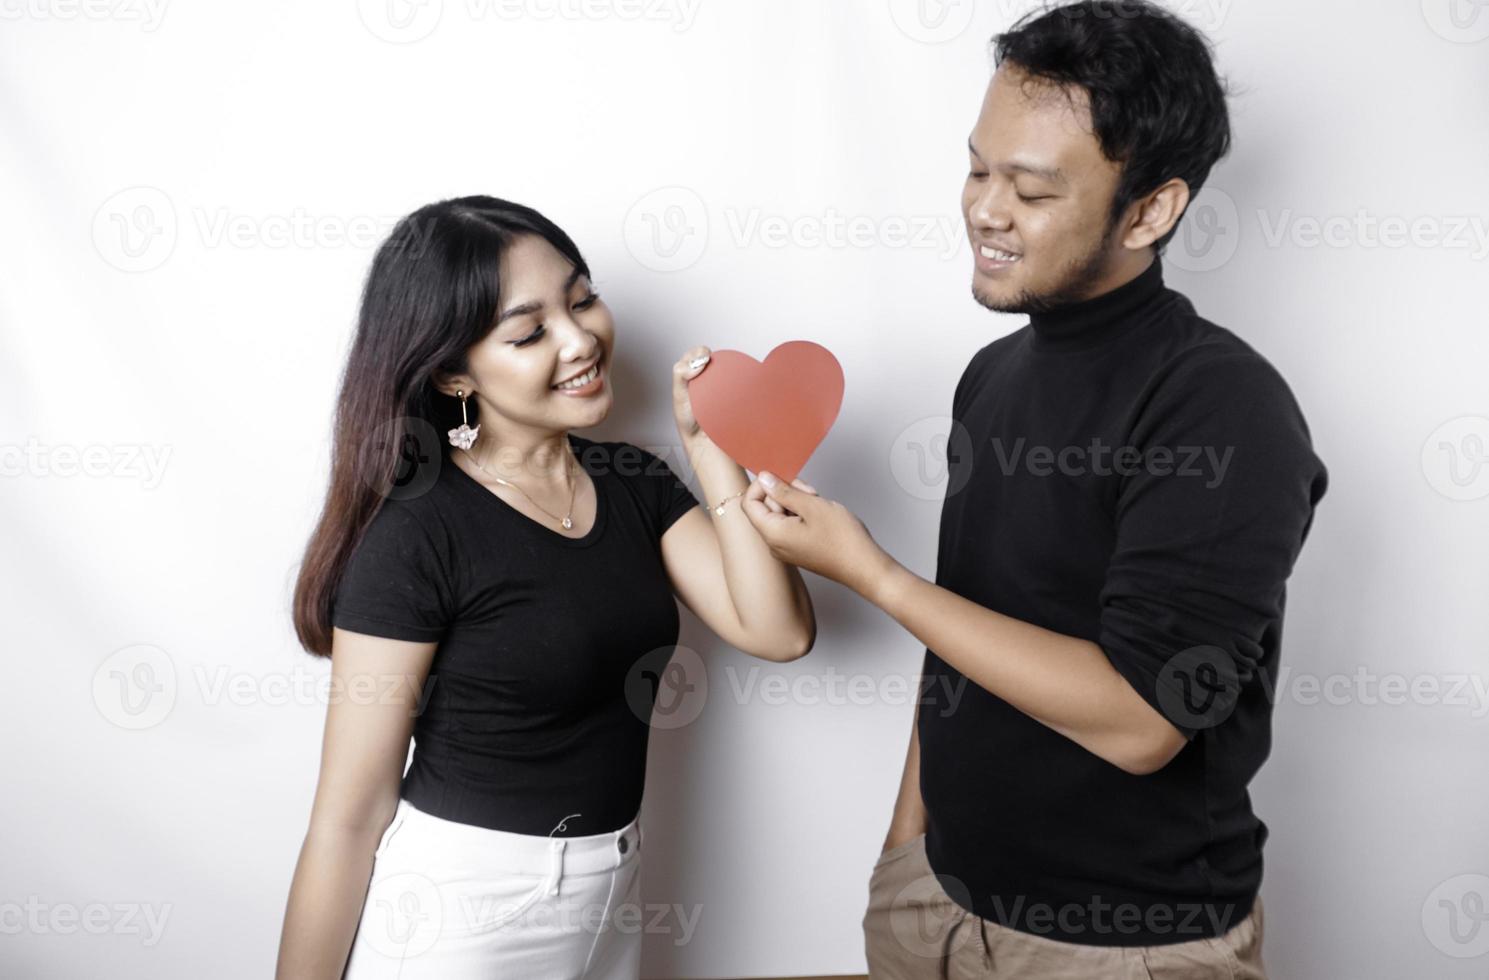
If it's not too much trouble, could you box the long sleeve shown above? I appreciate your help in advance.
[1097,351,1329,737]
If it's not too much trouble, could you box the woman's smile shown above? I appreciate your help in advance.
[551,357,606,397]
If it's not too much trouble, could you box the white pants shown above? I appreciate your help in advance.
[343,798,644,979]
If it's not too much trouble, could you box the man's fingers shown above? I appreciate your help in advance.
[741,490,784,532]
[791,478,817,495]
[746,475,787,514]
[741,481,805,546]
[760,471,809,510]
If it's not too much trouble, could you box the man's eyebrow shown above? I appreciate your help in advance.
[967,140,1067,184]
[1004,161,1067,183]
[495,267,587,324]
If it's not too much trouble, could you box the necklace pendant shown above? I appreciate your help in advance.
[561,516,573,529]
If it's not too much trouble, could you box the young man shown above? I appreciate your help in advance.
[740,2,1327,977]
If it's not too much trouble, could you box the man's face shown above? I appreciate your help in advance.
[961,63,1129,313]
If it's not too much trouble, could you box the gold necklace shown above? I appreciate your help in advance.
[460,445,578,530]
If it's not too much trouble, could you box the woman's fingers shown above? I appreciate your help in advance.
[674,346,712,382]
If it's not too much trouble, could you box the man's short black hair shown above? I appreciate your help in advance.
[992,0,1232,254]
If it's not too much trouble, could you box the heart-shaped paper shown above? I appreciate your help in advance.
[687,341,844,482]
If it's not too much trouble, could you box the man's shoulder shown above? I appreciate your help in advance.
[1151,308,1295,400]
[959,327,1027,378]
[1131,306,1318,448]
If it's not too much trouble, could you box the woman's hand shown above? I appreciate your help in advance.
[671,346,714,449]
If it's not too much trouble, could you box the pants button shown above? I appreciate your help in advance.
[618,835,629,854]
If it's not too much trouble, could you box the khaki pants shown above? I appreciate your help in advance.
[862,834,1266,979]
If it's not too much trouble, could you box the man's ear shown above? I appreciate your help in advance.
[1120,178,1191,251]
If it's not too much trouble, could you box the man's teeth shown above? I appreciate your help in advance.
[980,245,1020,262]
[554,364,599,390]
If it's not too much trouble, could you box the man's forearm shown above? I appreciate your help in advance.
[864,559,1185,775]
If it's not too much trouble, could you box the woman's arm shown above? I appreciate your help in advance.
[659,439,816,662]
[659,348,816,662]
[275,630,436,980]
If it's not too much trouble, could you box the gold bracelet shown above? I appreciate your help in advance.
[709,489,747,516]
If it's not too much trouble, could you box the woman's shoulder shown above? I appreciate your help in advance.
[356,466,464,560]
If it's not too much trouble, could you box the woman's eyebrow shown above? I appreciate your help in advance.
[495,268,586,324]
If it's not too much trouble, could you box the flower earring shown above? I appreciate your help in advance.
[448,389,480,450]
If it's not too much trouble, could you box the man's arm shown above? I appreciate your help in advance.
[743,353,1326,779]
[743,479,1185,776]
[867,565,1187,776]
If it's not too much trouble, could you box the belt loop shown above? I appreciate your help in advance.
[547,838,567,897]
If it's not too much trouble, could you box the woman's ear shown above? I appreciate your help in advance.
[431,372,470,399]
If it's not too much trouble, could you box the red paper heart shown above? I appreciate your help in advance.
[687,341,844,483]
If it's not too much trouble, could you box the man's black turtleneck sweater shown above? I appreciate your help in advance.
[918,257,1328,946]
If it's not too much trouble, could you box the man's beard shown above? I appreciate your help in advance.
[972,216,1119,315]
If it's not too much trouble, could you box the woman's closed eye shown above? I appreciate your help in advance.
[511,325,545,347]
[509,293,600,347]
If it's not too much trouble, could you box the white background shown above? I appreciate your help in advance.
[4,0,1488,977]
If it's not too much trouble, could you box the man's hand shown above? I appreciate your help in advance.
[741,471,897,598]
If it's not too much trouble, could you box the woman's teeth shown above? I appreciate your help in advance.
[980,245,1020,262]
[553,364,599,390]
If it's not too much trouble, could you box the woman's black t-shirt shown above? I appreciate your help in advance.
[332,434,700,837]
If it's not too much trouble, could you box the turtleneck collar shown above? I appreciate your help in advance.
[1026,257,1168,353]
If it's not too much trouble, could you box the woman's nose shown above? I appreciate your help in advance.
[552,316,599,360]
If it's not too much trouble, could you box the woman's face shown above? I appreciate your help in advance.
[458,233,615,438]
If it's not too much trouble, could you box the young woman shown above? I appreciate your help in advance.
[275,196,816,979]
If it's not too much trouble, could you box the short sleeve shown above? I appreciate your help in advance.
[632,443,701,536]
[332,501,455,643]
[1096,352,1328,739]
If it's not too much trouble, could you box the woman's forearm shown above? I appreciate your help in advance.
[684,437,815,651]
[274,823,383,980]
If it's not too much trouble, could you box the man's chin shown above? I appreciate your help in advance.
[972,282,1036,314]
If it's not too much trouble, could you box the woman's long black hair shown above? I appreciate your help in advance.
[293,195,589,656]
